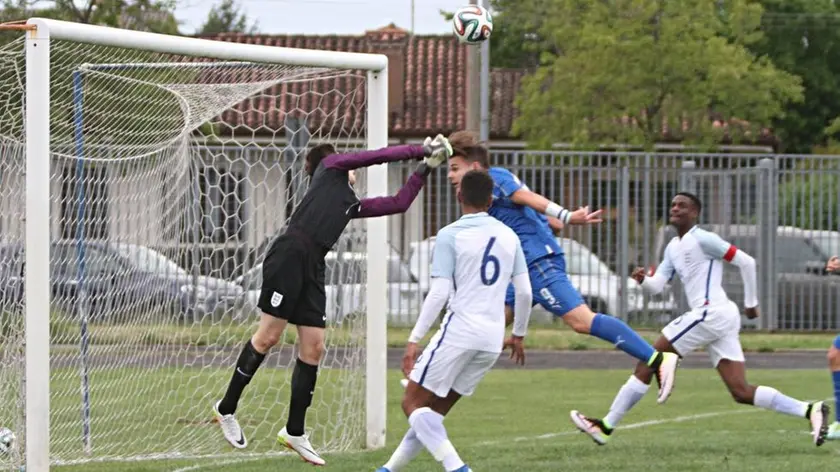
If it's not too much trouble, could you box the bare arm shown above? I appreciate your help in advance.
[509,188,602,225]
[322,145,427,171]
[509,188,569,221]
[547,216,564,234]
[352,164,430,218]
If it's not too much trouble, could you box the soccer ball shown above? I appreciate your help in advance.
[452,5,493,45]
[0,428,16,454]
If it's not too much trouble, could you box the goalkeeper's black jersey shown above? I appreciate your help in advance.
[284,144,427,253]
[286,162,359,253]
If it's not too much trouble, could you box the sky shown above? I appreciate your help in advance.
[174,0,470,36]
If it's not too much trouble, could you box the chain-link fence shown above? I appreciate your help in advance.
[4,147,838,330]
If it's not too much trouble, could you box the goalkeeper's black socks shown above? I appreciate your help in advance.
[218,339,266,415]
[286,357,319,436]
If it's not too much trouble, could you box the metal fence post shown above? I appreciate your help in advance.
[673,160,698,314]
[618,165,630,321]
[757,158,777,331]
[679,160,697,193]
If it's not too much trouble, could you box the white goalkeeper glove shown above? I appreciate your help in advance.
[421,134,452,168]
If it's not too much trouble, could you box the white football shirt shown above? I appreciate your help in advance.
[431,212,527,353]
[653,226,739,310]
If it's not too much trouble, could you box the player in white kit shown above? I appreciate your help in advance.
[375,167,533,472]
[570,192,829,447]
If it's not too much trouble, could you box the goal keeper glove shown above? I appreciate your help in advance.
[421,134,453,168]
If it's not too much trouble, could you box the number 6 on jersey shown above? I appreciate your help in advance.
[480,237,500,286]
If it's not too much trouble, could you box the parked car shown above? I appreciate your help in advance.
[652,224,840,329]
[408,236,676,322]
[0,240,199,321]
[800,229,840,260]
[110,243,243,318]
[222,252,420,324]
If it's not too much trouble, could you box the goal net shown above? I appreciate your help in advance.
[0,19,388,469]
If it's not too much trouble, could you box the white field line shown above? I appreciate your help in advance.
[477,395,835,447]
[476,409,761,446]
[168,408,767,471]
[50,397,830,471]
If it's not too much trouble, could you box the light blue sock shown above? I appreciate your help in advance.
[590,314,656,363]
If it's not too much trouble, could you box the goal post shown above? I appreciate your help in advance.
[10,17,391,471]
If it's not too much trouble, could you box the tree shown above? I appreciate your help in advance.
[440,2,541,69]
[508,0,804,150]
[0,0,181,34]
[747,0,840,153]
[198,0,257,35]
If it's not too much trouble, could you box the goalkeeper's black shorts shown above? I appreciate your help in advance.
[258,228,327,328]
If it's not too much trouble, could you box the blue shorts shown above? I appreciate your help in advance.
[505,255,584,317]
[833,334,840,350]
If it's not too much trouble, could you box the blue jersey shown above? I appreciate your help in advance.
[488,167,563,266]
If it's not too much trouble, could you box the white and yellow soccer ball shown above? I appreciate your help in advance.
[0,428,16,455]
[452,5,493,45]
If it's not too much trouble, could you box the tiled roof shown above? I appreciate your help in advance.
[197,25,523,140]
[197,25,777,147]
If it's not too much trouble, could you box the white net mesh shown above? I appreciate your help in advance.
[0,34,372,467]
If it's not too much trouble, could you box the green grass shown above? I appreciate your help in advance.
[45,316,840,352]
[17,367,837,472]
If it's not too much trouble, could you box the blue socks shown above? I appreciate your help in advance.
[590,314,656,363]
[833,370,840,422]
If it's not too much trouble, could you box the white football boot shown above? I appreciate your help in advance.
[654,352,680,404]
[212,401,247,449]
[808,401,829,446]
[278,426,326,466]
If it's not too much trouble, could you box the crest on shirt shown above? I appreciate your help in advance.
[271,292,283,307]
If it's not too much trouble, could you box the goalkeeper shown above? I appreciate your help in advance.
[212,136,453,466]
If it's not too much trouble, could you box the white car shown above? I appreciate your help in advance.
[408,236,675,321]
[224,252,420,324]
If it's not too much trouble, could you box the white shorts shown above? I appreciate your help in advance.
[409,341,499,398]
[661,300,745,367]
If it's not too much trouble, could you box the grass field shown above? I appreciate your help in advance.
[48,318,840,352]
[43,367,838,472]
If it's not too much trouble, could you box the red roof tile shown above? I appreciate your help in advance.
[197,26,523,140]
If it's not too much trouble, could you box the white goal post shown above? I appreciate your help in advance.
[13,17,390,471]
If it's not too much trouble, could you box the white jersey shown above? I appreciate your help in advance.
[430,212,527,353]
[652,226,739,310]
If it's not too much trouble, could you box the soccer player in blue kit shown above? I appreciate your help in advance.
[445,132,680,402]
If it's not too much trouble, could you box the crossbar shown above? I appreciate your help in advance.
[27,18,388,71]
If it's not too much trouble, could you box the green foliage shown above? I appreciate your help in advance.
[440,2,543,69]
[747,0,840,153]
[197,0,258,35]
[507,0,803,150]
[0,0,181,35]
[778,159,840,230]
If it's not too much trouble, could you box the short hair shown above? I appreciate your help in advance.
[304,143,336,176]
[448,130,481,150]
[459,169,494,209]
[455,145,490,169]
[675,191,702,213]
